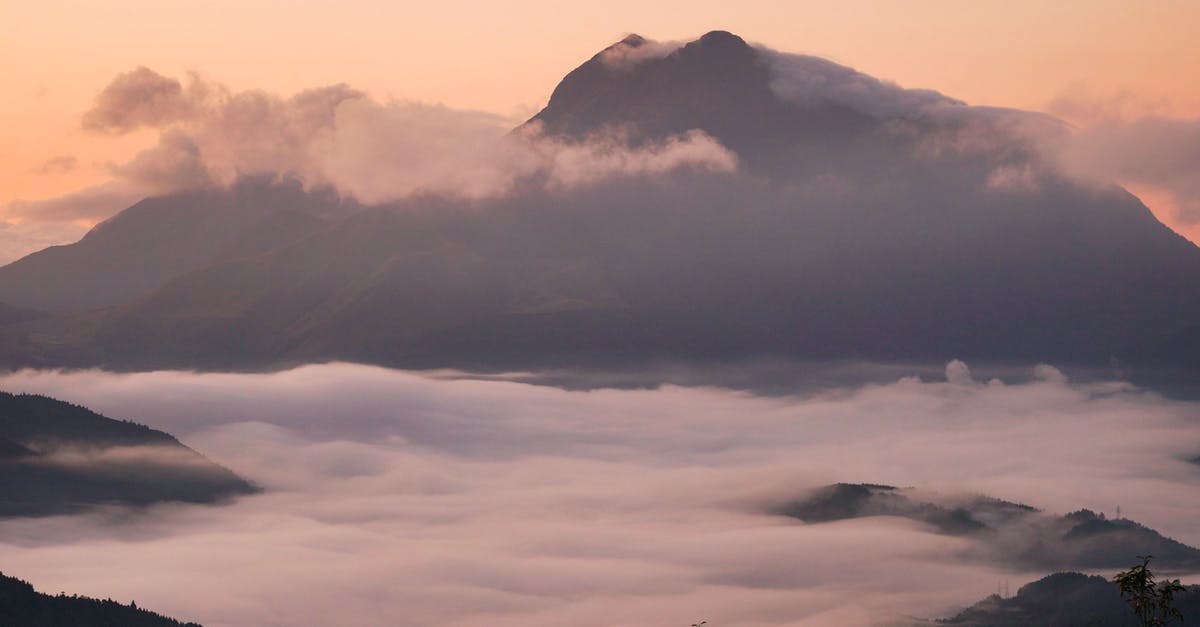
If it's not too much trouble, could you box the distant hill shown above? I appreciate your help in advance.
[0,391,256,517]
[777,484,1200,572]
[0,570,200,627]
[934,571,1200,626]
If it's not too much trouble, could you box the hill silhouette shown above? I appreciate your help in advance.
[779,483,1200,571]
[935,571,1200,626]
[0,391,256,517]
[0,570,201,627]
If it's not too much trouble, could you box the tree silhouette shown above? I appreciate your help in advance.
[1114,555,1185,626]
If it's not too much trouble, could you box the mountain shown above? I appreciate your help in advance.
[777,484,1200,571]
[933,571,1200,626]
[0,31,1198,373]
[0,177,356,314]
[0,302,47,326]
[0,570,201,626]
[526,31,876,174]
[0,391,256,517]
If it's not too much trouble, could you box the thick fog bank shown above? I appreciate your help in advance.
[0,362,1197,626]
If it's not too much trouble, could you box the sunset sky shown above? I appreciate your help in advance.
[3,0,1199,248]
[4,5,1200,624]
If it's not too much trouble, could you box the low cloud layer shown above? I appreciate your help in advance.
[0,363,1197,626]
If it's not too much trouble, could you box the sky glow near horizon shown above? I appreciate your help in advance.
[0,362,1198,626]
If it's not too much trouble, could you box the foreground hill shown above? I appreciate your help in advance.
[0,571,200,627]
[0,31,1198,373]
[0,392,256,517]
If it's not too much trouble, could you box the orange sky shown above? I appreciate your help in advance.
[2,0,1199,240]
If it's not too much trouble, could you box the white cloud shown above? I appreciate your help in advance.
[597,35,683,70]
[760,49,959,120]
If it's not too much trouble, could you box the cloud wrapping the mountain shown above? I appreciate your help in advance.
[762,49,959,119]
[1057,114,1200,223]
[1,181,146,228]
[597,36,683,69]
[110,130,214,193]
[62,68,740,208]
[82,66,197,134]
[761,47,1199,224]
[0,363,1198,626]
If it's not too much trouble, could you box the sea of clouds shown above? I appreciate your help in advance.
[0,361,1197,626]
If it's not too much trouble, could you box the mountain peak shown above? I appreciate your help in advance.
[679,29,757,69]
[525,29,876,165]
[696,30,749,50]
[616,33,647,47]
[527,30,775,143]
